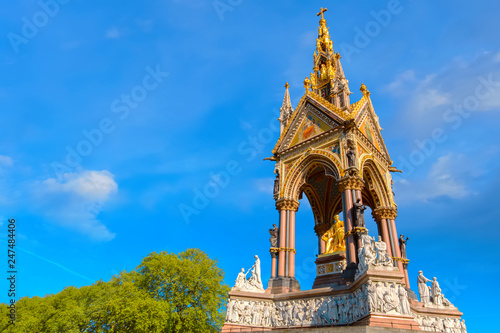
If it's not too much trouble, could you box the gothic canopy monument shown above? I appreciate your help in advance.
[222,8,467,333]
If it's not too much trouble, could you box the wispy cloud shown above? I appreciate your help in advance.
[31,170,118,241]
[395,153,481,203]
[0,155,13,167]
[385,51,500,135]
[105,26,121,39]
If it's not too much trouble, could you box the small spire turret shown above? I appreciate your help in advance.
[279,82,294,134]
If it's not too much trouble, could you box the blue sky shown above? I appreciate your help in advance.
[1,0,499,330]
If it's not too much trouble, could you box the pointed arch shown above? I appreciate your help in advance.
[283,151,341,202]
[360,158,392,209]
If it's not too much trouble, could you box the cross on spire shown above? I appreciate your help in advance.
[317,7,328,20]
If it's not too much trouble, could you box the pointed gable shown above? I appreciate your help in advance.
[273,95,345,154]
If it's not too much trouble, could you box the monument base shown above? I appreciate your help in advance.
[266,277,301,294]
[312,252,347,289]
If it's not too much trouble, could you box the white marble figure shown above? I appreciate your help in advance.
[374,236,393,266]
[432,277,443,305]
[231,256,265,293]
[357,234,377,272]
[251,255,262,286]
[398,285,412,315]
[417,270,432,304]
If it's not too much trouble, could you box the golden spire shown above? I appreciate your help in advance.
[316,7,333,54]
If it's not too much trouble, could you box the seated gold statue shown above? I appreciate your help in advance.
[322,215,345,254]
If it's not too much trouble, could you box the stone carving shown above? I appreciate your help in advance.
[416,272,455,308]
[374,236,393,266]
[417,271,432,303]
[399,234,409,259]
[353,198,367,228]
[357,234,377,273]
[252,255,262,286]
[356,234,394,278]
[398,284,412,315]
[431,277,443,306]
[416,315,467,332]
[231,256,264,293]
[273,173,279,197]
[346,145,356,167]
[226,279,465,330]
[269,224,278,248]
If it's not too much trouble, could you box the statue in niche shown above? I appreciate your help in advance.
[399,234,409,259]
[353,198,367,228]
[269,224,278,248]
[320,63,327,80]
[273,173,279,197]
[346,145,357,167]
[417,271,432,304]
[321,215,345,254]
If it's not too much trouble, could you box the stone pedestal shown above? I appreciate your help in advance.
[312,252,347,289]
[266,277,301,294]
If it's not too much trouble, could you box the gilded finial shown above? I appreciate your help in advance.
[284,82,290,89]
[360,83,370,96]
[317,7,328,21]
[304,77,311,92]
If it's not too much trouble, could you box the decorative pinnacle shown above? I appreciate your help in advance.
[284,82,290,89]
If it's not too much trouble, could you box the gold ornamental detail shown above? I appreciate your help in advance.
[275,199,300,211]
[372,206,398,220]
[337,175,365,192]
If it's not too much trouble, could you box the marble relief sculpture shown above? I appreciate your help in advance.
[226,280,421,328]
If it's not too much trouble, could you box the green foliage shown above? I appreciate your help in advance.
[0,249,229,333]
[135,248,230,332]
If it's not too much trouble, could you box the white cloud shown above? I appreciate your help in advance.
[0,155,13,167]
[32,170,118,241]
[105,27,120,39]
[386,52,500,134]
[395,153,479,203]
[383,70,416,92]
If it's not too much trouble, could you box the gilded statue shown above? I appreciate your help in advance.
[321,215,345,254]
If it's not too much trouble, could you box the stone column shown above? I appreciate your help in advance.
[338,176,365,265]
[275,199,299,278]
[277,209,287,277]
[270,252,277,279]
[389,218,405,275]
[269,199,301,293]
[288,210,296,278]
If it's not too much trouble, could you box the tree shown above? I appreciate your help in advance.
[135,248,230,332]
[0,249,229,332]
